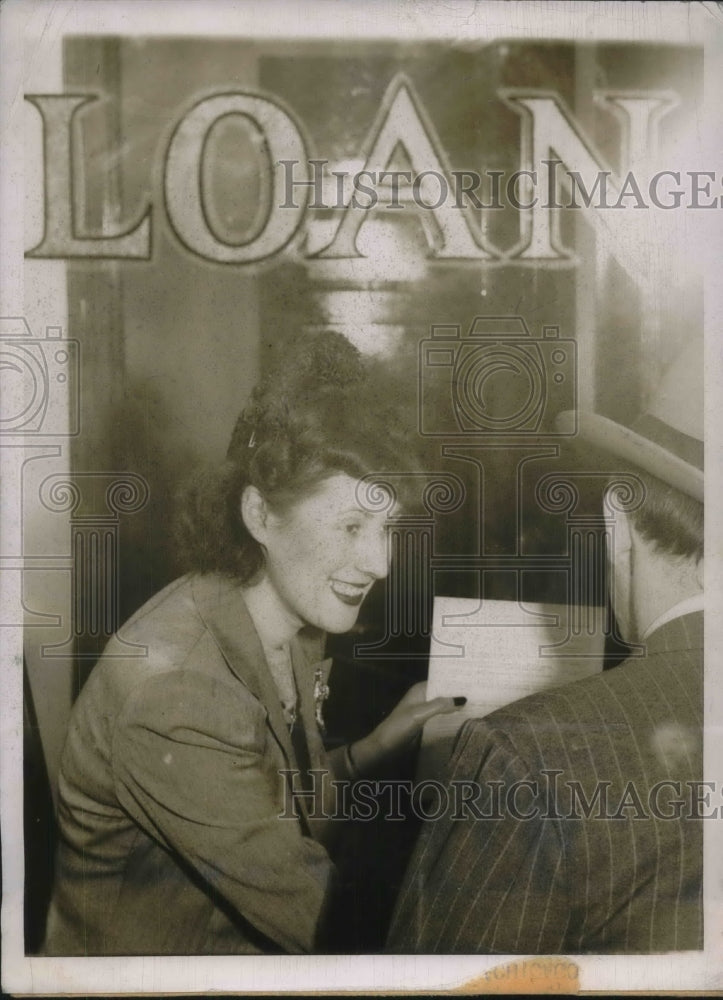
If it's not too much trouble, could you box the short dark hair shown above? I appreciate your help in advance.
[175,331,424,582]
[628,469,703,563]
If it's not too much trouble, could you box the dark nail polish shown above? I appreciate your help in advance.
[453,696,467,706]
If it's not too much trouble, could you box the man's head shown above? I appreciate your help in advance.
[606,470,703,642]
[627,468,703,563]
[558,337,704,643]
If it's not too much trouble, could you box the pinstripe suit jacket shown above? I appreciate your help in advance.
[44,573,335,955]
[388,612,703,954]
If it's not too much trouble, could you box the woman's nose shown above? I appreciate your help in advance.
[357,527,391,580]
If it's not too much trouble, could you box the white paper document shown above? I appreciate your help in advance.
[419,597,605,781]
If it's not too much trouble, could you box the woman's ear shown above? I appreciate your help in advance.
[241,485,269,544]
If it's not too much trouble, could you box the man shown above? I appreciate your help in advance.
[388,343,704,953]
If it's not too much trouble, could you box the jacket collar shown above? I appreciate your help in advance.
[642,595,704,640]
[644,609,703,656]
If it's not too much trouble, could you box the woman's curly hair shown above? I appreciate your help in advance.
[175,331,424,582]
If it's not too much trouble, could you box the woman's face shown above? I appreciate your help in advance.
[250,473,396,634]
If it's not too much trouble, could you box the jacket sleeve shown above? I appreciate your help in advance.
[111,669,335,953]
[387,718,571,954]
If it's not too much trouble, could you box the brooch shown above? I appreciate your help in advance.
[313,666,330,732]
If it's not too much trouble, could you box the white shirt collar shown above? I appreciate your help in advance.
[642,593,705,640]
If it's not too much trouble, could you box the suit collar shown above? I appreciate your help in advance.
[642,594,704,640]
[644,609,703,655]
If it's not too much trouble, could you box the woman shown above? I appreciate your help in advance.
[44,332,461,955]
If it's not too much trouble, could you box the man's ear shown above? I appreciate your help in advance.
[604,487,633,562]
[695,556,704,591]
[241,485,269,545]
[604,487,635,640]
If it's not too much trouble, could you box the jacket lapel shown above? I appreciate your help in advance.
[190,573,331,832]
[191,574,296,764]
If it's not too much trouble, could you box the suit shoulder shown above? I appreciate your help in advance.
[458,644,701,780]
[479,641,699,731]
[471,667,618,735]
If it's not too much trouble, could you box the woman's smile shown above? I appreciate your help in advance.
[329,579,371,605]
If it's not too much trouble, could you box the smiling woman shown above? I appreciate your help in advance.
[42,331,461,956]
[241,473,395,637]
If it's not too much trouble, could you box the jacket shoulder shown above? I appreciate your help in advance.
[85,574,250,706]
[99,575,204,666]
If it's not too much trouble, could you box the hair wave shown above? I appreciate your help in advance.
[175,331,423,582]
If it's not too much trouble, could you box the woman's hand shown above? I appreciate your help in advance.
[346,682,465,775]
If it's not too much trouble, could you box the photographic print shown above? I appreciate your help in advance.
[2,1,722,994]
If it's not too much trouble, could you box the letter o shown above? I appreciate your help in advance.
[412,170,449,210]
[165,92,309,263]
[411,780,449,820]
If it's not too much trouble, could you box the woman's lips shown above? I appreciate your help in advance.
[330,580,367,606]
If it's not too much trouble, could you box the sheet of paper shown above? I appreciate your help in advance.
[418,597,605,781]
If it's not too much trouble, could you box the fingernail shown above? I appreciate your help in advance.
[453,696,467,706]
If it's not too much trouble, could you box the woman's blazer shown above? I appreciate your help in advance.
[44,573,336,955]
